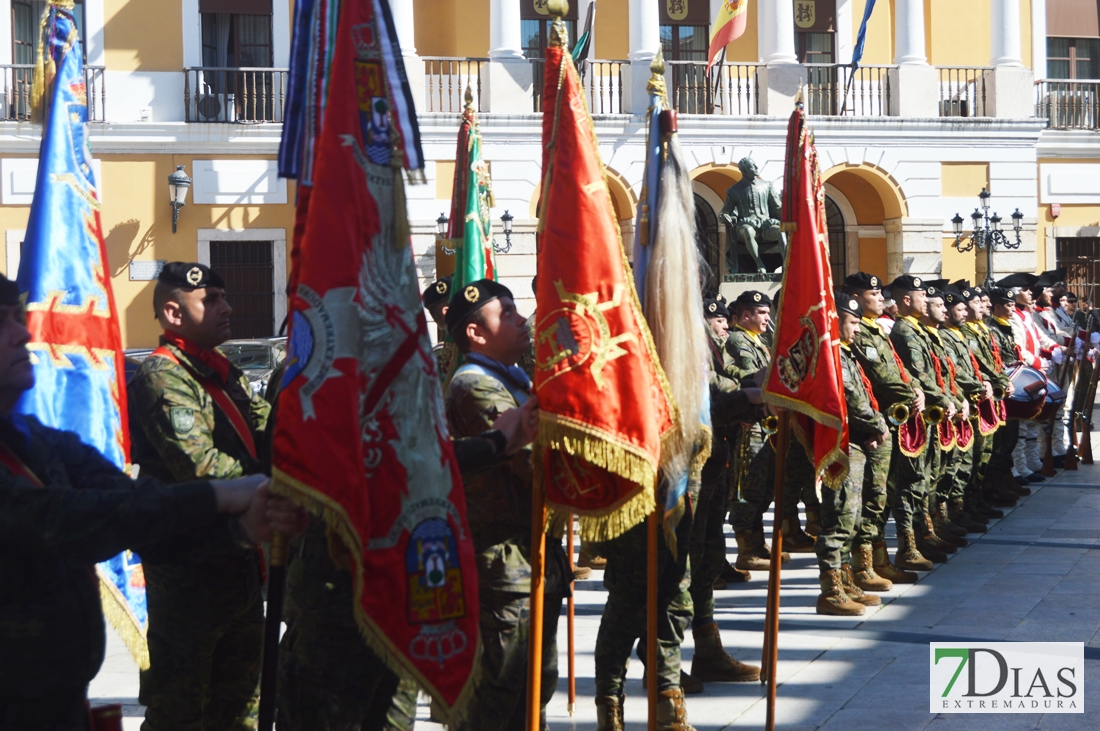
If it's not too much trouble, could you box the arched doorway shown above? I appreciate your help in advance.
[694,192,721,294]
[824,195,846,284]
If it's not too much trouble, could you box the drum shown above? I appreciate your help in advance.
[1004,364,1047,420]
[1037,378,1067,422]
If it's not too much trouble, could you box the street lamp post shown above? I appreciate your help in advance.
[167,166,192,234]
[951,187,1023,286]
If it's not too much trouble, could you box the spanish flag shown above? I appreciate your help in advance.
[707,0,750,69]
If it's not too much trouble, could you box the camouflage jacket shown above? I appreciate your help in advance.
[724,326,770,387]
[0,414,221,698]
[923,325,964,411]
[840,344,887,444]
[966,321,1012,391]
[706,331,759,437]
[940,325,987,399]
[851,317,916,412]
[128,337,270,565]
[890,316,949,410]
[986,316,1022,368]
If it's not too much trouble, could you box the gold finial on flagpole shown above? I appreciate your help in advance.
[548,0,570,48]
[548,0,569,18]
[650,46,665,76]
[464,84,474,111]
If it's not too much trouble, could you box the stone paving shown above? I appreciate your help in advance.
[92,438,1100,730]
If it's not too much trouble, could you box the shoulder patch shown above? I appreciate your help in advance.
[864,346,879,361]
[170,407,195,434]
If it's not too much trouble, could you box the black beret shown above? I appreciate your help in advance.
[422,276,452,308]
[925,284,945,300]
[1066,291,1078,303]
[445,278,514,336]
[703,298,730,320]
[0,274,18,306]
[943,287,967,306]
[973,285,986,296]
[988,287,1015,305]
[835,290,863,319]
[843,272,882,292]
[995,272,1039,290]
[959,287,981,302]
[158,262,225,291]
[888,274,926,293]
[734,290,772,309]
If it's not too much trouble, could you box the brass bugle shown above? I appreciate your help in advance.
[761,414,779,435]
[968,392,983,405]
[992,385,1005,399]
[924,405,945,425]
[886,402,910,427]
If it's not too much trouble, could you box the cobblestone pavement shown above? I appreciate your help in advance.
[93,435,1100,730]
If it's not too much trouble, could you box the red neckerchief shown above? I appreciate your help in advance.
[0,441,43,486]
[161,330,232,384]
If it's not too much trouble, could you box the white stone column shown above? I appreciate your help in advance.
[893,0,927,64]
[1031,0,1047,78]
[390,0,417,57]
[991,0,1023,67]
[761,0,797,64]
[489,0,525,61]
[624,0,660,114]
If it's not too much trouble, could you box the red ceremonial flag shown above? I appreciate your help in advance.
[271,0,479,720]
[534,20,674,540]
[764,104,849,487]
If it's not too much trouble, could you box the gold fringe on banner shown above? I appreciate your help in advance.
[96,567,149,671]
[270,469,481,728]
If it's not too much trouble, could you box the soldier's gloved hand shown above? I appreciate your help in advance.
[946,401,957,421]
[912,388,926,413]
[983,381,994,401]
[211,473,268,514]
[1052,347,1065,365]
[239,483,309,544]
[960,399,970,423]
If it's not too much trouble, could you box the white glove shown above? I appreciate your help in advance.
[1076,337,1085,351]
[1091,348,1100,361]
[1091,332,1100,345]
[1052,348,1065,365]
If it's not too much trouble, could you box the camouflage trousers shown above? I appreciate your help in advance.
[595,510,693,696]
[689,453,731,628]
[938,431,977,503]
[140,558,264,731]
[455,540,568,731]
[886,424,930,532]
[277,523,417,731]
[728,437,816,534]
[853,438,892,547]
[815,444,866,571]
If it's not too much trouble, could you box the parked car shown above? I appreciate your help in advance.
[123,338,287,396]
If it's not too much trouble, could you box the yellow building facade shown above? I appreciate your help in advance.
[0,0,1097,348]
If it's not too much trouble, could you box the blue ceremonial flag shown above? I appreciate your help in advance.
[851,0,877,67]
[18,2,147,667]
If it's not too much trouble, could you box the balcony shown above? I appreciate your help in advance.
[937,67,988,117]
[667,61,760,115]
[531,59,627,115]
[1,64,105,122]
[804,64,891,117]
[184,67,288,123]
[424,57,488,113]
[1037,80,1100,130]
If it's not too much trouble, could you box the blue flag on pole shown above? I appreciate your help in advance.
[18,2,147,667]
[851,0,877,67]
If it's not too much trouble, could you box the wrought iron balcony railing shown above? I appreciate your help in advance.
[1,63,105,122]
[666,60,761,115]
[804,64,892,117]
[184,67,287,123]
[937,67,989,117]
[424,57,488,113]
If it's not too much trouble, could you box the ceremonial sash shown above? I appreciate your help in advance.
[151,347,257,460]
[0,441,44,486]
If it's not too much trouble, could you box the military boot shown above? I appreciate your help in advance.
[780,513,816,553]
[894,529,934,571]
[690,622,761,682]
[916,516,951,562]
[841,563,881,606]
[640,669,703,695]
[872,540,918,583]
[656,687,696,731]
[816,568,864,616]
[960,495,990,527]
[949,498,986,533]
[933,504,969,547]
[720,561,751,584]
[578,546,607,570]
[804,505,822,539]
[852,542,893,591]
[975,490,1005,518]
[751,529,790,563]
[734,530,771,571]
[595,695,625,731]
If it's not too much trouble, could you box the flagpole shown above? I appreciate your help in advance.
[257,530,287,731]
[762,411,789,731]
[567,514,577,715]
[526,483,548,731]
[647,510,659,731]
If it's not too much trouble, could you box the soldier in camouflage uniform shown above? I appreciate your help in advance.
[725,290,818,560]
[939,286,994,535]
[129,263,272,731]
[423,276,456,382]
[0,271,293,730]
[843,272,911,588]
[918,285,968,550]
[682,298,762,692]
[443,279,567,731]
[888,275,958,567]
[816,294,888,616]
